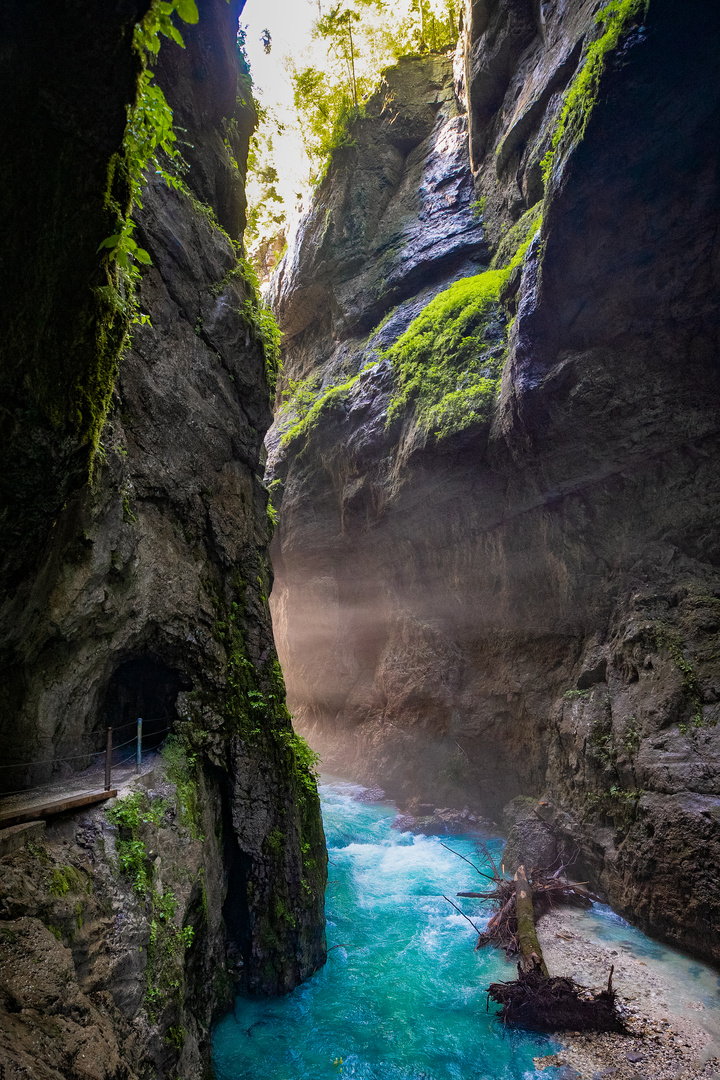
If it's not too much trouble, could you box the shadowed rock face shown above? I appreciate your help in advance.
[267,0,720,963]
[272,55,488,344]
[0,0,146,596]
[0,0,326,1074]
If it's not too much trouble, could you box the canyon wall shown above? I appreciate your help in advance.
[0,2,326,1076]
[268,0,720,963]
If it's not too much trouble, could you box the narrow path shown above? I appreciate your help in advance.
[0,751,162,822]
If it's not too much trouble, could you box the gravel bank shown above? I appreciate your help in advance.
[532,906,720,1080]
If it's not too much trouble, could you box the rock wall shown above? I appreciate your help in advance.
[267,0,720,964]
[1,766,229,1080]
[0,0,326,1075]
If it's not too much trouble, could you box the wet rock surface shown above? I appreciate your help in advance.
[271,55,488,343]
[0,0,327,1074]
[267,0,720,964]
[392,801,496,836]
[502,795,560,872]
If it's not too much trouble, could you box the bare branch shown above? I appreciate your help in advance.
[440,842,495,881]
[443,895,482,933]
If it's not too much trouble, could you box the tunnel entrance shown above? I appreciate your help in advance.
[104,657,193,750]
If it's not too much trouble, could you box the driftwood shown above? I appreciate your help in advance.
[514,865,549,976]
[444,845,623,1033]
[460,867,597,958]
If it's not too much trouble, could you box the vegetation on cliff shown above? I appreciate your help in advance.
[0,0,209,595]
[243,0,459,267]
[541,0,650,182]
[386,272,507,439]
[99,0,199,285]
[278,371,363,449]
[164,577,327,991]
[292,1,458,180]
[383,211,542,441]
[273,200,543,453]
[106,781,199,1022]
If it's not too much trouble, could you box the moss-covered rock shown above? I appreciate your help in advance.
[0,1,327,1074]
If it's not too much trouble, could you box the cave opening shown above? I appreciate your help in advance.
[103,657,193,751]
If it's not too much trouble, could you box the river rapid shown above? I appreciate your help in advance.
[212,781,720,1080]
[213,780,558,1079]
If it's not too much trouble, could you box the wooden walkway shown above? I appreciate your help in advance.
[0,751,161,840]
[0,789,118,829]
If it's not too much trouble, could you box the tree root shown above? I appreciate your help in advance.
[447,844,625,1033]
[487,966,625,1032]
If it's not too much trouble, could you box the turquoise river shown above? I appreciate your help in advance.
[212,780,720,1080]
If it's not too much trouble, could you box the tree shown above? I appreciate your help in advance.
[315,4,363,107]
[290,0,460,182]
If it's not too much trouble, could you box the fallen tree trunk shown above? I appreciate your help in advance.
[485,868,624,1032]
[459,858,598,958]
[514,865,549,976]
[444,845,625,1033]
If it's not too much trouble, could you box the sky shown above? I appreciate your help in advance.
[239,0,453,244]
[242,0,322,218]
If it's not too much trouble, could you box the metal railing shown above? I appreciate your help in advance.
[0,720,172,798]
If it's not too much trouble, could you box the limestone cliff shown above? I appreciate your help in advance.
[267,0,720,964]
[0,1,326,1076]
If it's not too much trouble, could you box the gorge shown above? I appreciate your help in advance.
[0,0,719,1077]
[268,0,720,967]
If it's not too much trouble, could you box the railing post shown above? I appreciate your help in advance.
[136,717,142,774]
[105,727,113,791]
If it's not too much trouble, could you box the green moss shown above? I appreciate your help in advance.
[174,578,326,987]
[588,724,618,769]
[280,373,361,448]
[108,788,197,1017]
[273,896,297,928]
[653,626,708,730]
[26,842,51,863]
[585,785,643,826]
[384,270,507,438]
[266,827,285,857]
[243,297,282,397]
[277,373,320,421]
[198,868,210,925]
[104,785,202,1022]
[167,1025,186,1051]
[276,212,543,453]
[622,718,639,756]
[162,738,203,840]
[145,886,194,1020]
[489,202,543,270]
[383,219,542,441]
[122,491,137,523]
[106,790,171,892]
[541,0,650,182]
[48,865,83,897]
[278,731,321,792]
